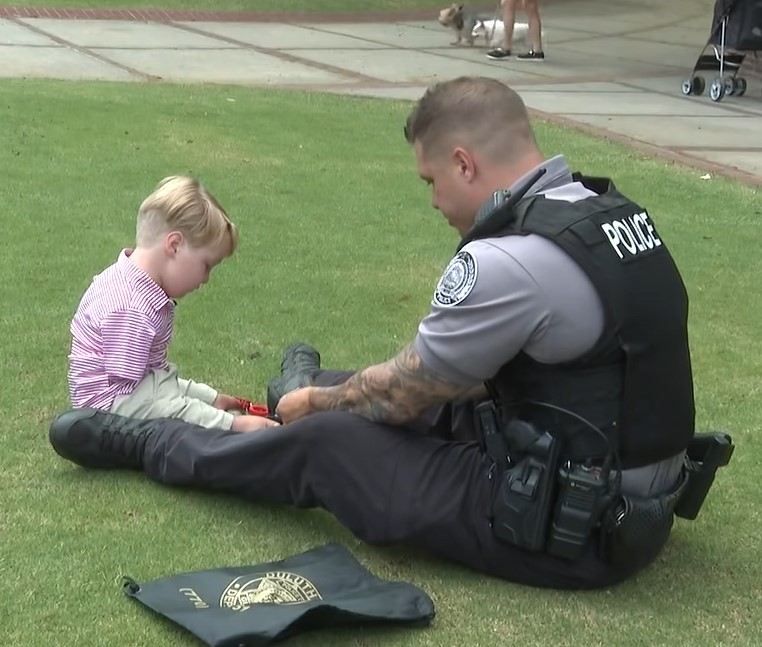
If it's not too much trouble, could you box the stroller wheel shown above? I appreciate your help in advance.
[724,77,736,96]
[681,76,705,96]
[733,78,747,97]
[709,78,725,102]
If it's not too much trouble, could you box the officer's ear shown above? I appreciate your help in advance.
[452,146,476,182]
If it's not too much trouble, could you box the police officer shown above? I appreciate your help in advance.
[49,76,695,590]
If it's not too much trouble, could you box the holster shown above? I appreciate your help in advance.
[674,432,734,520]
[477,402,562,552]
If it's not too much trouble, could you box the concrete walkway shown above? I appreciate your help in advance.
[1,0,761,184]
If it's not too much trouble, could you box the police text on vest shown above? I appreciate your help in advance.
[600,212,662,259]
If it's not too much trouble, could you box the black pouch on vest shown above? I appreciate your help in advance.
[122,543,435,647]
[600,469,689,569]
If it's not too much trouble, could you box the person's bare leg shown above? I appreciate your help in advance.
[526,0,542,51]
[503,0,517,50]
[517,0,545,59]
[487,0,517,59]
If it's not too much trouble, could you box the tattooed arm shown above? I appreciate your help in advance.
[275,342,478,425]
[454,382,489,403]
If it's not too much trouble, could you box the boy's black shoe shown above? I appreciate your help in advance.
[517,50,545,61]
[486,47,511,60]
[49,408,155,470]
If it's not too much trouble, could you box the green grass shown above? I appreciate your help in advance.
[0,0,466,13]
[1,78,760,647]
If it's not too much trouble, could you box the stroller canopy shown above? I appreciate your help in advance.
[709,0,762,50]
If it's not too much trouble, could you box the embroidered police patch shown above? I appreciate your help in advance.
[434,251,478,306]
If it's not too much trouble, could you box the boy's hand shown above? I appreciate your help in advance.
[213,393,241,411]
[231,415,281,433]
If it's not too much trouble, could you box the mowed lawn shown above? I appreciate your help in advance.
[0,78,760,646]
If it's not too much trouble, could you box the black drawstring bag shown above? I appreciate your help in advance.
[122,542,435,647]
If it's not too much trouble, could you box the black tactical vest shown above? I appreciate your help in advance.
[460,174,695,469]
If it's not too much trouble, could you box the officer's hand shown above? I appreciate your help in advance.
[275,387,313,424]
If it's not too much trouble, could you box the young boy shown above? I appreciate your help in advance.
[67,175,277,433]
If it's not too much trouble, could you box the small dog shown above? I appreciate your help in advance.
[438,4,483,46]
[471,19,544,48]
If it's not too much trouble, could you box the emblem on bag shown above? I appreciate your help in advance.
[220,571,322,610]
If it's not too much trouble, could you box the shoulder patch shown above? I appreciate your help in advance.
[434,250,478,307]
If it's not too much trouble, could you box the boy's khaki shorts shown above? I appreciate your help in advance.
[110,364,235,430]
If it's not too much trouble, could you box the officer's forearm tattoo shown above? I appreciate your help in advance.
[307,343,471,424]
[455,383,489,402]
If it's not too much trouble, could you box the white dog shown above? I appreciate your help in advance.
[471,19,543,48]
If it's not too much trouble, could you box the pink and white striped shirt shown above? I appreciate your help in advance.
[68,249,175,409]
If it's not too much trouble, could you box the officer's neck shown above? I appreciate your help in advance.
[506,152,547,191]
[484,151,547,198]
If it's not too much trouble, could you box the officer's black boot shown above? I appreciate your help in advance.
[49,408,156,470]
[267,342,322,412]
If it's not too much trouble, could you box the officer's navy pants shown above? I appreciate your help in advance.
[141,371,658,589]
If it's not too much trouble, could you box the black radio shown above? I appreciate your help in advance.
[546,462,616,560]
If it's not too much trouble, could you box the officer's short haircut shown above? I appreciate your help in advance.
[403,76,538,162]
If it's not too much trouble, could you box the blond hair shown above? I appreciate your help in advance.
[136,176,238,256]
[403,76,539,163]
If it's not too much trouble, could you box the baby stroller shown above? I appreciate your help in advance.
[681,0,762,102]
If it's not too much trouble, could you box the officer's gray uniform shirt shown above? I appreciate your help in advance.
[413,154,684,496]
[414,155,604,386]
